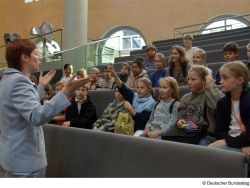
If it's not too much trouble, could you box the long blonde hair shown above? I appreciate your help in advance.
[193,48,207,67]
[220,61,250,88]
[159,77,180,100]
[188,65,208,80]
[76,68,87,78]
[135,77,153,96]
[155,52,166,68]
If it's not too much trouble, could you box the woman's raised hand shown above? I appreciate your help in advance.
[63,75,91,96]
[39,70,56,88]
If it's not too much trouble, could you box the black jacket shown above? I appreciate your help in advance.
[65,96,97,129]
[215,90,250,148]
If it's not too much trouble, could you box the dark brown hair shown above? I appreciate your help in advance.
[169,46,189,77]
[223,42,240,55]
[132,57,144,69]
[5,39,36,71]
[146,45,157,53]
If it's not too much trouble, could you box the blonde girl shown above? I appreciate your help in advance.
[142,77,180,139]
[150,52,166,87]
[172,65,222,144]
[76,68,87,79]
[209,61,250,156]
[193,48,213,76]
[90,67,100,90]
[109,64,155,131]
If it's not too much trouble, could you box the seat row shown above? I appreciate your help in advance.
[43,123,248,177]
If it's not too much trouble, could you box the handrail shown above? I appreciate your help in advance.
[154,30,250,49]
[0,28,64,48]
[174,13,250,30]
[29,28,63,40]
[183,24,232,35]
[125,38,249,57]
[47,35,121,58]
[173,13,250,38]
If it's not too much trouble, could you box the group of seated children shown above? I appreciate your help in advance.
[55,61,249,157]
[37,37,250,157]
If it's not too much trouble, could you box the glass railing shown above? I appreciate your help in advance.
[42,35,122,74]
[0,31,122,75]
[0,28,63,70]
[173,13,250,38]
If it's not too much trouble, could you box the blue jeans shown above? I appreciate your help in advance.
[199,135,217,146]
[215,145,242,152]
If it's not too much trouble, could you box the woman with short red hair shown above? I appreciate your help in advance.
[0,39,90,177]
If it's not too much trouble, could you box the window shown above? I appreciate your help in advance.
[201,14,249,35]
[24,0,39,3]
[102,26,146,52]
[99,26,146,64]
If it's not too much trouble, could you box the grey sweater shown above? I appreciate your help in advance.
[146,99,180,132]
[178,83,223,133]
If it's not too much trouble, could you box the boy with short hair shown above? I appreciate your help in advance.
[119,63,131,83]
[63,84,97,129]
[92,86,129,132]
[215,42,240,85]
[144,45,157,70]
[61,64,73,82]
[96,66,115,89]
[183,34,199,65]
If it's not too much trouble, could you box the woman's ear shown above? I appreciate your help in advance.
[20,54,29,63]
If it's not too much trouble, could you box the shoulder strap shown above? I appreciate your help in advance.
[169,99,178,114]
[154,100,160,111]
[154,99,178,114]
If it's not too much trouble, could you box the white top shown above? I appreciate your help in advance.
[61,75,72,82]
[229,100,241,137]
[185,46,198,65]
[206,67,213,77]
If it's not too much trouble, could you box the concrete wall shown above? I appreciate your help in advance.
[88,0,250,43]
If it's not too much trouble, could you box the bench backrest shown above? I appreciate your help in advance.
[43,124,248,177]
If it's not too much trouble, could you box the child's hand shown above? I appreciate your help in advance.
[93,126,101,131]
[143,128,149,135]
[124,101,131,108]
[147,130,162,138]
[206,75,215,86]
[108,64,115,73]
[124,101,136,116]
[241,146,250,156]
[177,119,186,128]
[62,121,70,127]
[177,119,186,125]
